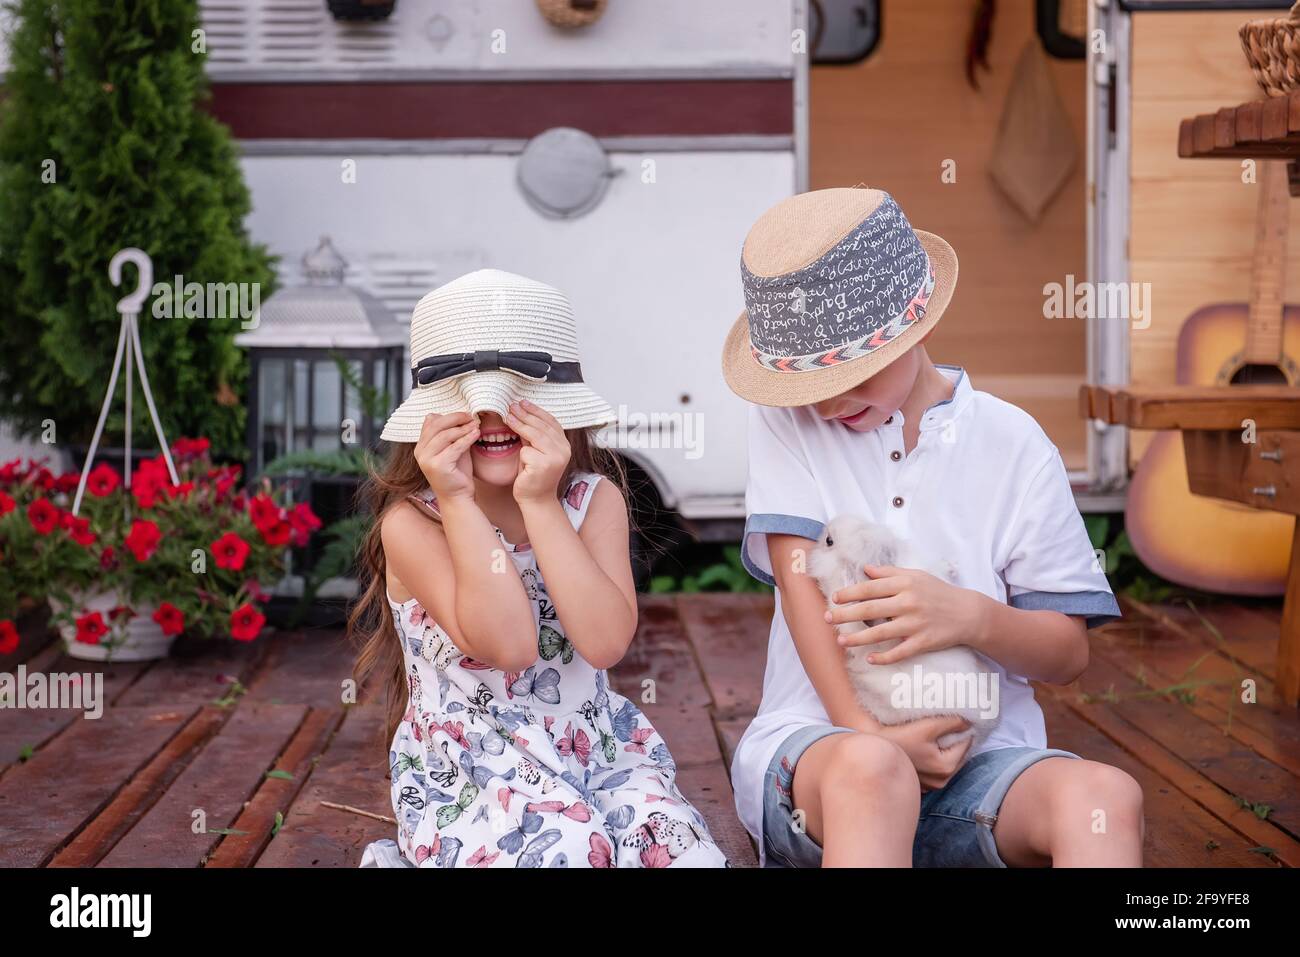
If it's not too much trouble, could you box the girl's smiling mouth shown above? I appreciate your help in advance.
[836,407,872,426]
[473,429,521,458]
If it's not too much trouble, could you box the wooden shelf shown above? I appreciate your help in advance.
[1078,384,1300,429]
[1177,90,1300,164]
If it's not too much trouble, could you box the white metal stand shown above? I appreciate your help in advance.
[71,248,179,517]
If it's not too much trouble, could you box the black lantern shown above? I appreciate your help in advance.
[237,236,406,478]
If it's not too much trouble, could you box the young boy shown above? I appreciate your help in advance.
[721,187,1143,867]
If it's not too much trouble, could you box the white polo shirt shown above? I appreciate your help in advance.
[732,365,1120,849]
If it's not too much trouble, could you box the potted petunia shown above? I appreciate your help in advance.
[0,439,321,661]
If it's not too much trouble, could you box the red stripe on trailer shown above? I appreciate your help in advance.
[205,79,793,139]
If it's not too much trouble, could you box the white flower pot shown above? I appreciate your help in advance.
[48,590,176,662]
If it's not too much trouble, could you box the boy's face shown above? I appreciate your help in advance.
[811,346,921,432]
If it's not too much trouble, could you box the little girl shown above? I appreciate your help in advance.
[352,269,726,868]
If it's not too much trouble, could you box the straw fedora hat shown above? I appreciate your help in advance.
[721,187,958,407]
[380,269,616,443]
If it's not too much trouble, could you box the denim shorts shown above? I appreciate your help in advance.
[761,725,1078,867]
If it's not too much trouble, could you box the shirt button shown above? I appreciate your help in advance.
[889,450,902,462]
[892,496,904,508]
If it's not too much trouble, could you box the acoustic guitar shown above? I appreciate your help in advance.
[1126,159,1299,595]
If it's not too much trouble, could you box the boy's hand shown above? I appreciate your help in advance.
[872,716,974,791]
[826,565,991,663]
[505,399,570,505]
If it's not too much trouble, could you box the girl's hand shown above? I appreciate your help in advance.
[825,565,991,663]
[873,716,973,791]
[505,399,570,505]
[414,412,479,502]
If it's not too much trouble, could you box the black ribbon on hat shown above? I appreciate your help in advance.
[412,350,584,388]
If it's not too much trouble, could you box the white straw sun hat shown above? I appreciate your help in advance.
[380,269,616,443]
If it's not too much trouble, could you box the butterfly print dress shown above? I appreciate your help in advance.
[367,472,727,868]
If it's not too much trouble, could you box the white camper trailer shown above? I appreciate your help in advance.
[2,0,1158,535]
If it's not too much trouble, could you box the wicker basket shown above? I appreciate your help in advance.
[1241,1,1300,97]
[535,0,607,29]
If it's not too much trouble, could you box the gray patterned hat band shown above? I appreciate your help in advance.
[742,194,936,373]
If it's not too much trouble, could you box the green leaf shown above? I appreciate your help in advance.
[1083,514,1110,549]
[265,769,294,781]
[271,810,284,836]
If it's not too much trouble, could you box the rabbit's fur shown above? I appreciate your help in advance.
[806,515,999,752]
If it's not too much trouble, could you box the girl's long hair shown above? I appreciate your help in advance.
[348,428,627,748]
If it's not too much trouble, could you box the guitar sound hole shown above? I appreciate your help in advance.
[1229,363,1289,385]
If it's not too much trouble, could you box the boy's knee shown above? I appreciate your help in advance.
[1058,761,1144,823]
[822,732,916,795]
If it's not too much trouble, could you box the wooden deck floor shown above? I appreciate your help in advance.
[0,594,1296,867]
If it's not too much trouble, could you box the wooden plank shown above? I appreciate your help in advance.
[1283,525,1300,706]
[94,702,308,867]
[675,593,772,719]
[254,704,393,868]
[1214,106,1237,150]
[1088,385,1300,429]
[1086,617,1300,777]
[0,651,154,775]
[116,638,269,708]
[244,628,356,708]
[1128,598,1281,683]
[1039,693,1275,867]
[48,707,227,867]
[1048,653,1300,861]
[1239,99,1263,145]
[1184,430,1300,515]
[1041,679,1300,865]
[207,706,343,867]
[613,596,711,712]
[1193,112,1216,155]
[0,705,196,867]
[715,717,750,769]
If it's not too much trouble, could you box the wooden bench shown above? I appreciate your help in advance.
[1080,384,1300,705]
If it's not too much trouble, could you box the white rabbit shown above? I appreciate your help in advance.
[806,515,999,753]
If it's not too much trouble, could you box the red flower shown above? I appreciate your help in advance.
[0,619,18,656]
[27,498,59,535]
[0,460,21,484]
[124,519,162,561]
[60,512,96,547]
[153,602,185,636]
[166,481,194,500]
[287,502,322,547]
[242,579,270,604]
[248,493,281,530]
[212,532,250,571]
[131,457,175,509]
[86,463,120,497]
[108,605,135,623]
[229,603,266,642]
[54,472,80,493]
[99,546,118,570]
[0,491,14,515]
[171,437,210,461]
[259,520,291,548]
[74,611,108,645]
